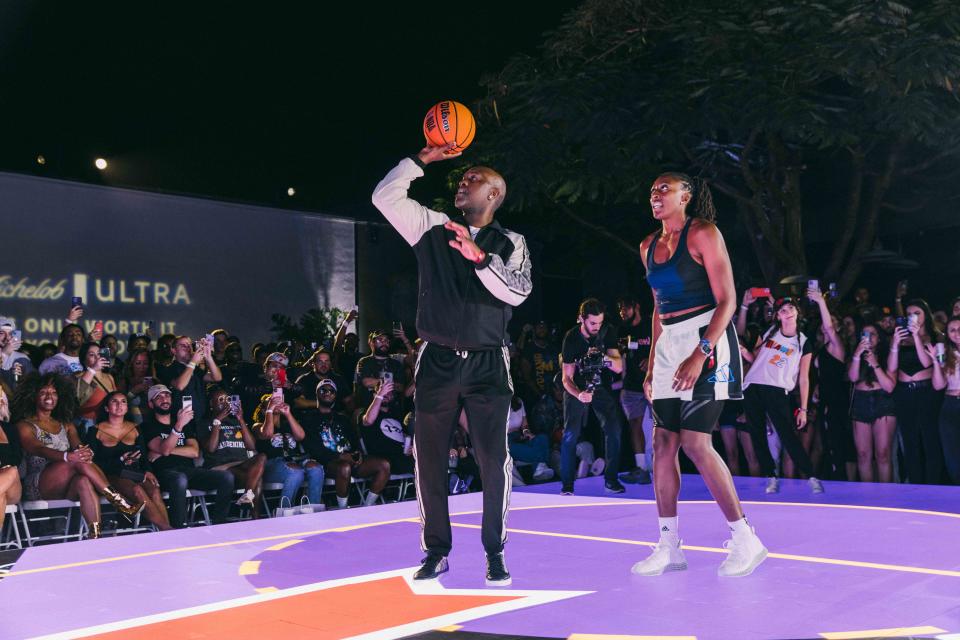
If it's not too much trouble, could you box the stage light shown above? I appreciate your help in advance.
[94,158,108,170]
[287,187,296,197]
[36,154,46,165]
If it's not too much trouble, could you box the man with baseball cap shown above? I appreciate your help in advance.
[354,330,407,409]
[0,317,34,387]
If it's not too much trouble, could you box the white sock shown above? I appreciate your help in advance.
[337,496,349,508]
[729,516,752,537]
[363,492,379,506]
[635,454,648,471]
[658,516,679,539]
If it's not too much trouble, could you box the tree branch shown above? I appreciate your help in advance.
[824,148,864,280]
[556,203,641,257]
[899,147,960,176]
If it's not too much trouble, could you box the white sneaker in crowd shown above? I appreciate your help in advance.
[631,537,687,576]
[764,476,780,494]
[717,528,768,577]
[808,477,824,494]
[532,462,555,481]
[235,489,256,506]
[590,457,606,477]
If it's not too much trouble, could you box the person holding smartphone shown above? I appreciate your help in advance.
[254,392,324,508]
[0,318,35,387]
[201,388,266,514]
[354,331,407,411]
[86,391,170,530]
[158,335,222,422]
[118,348,153,425]
[931,316,960,484]
[372,142,532,586]
[849,324,897,482]
[75,342,118,434]
[888,299,943,484]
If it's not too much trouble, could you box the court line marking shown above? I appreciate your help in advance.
[568,636,697,640]
[25,568,591,640]
[237,560,260,576]
[449,522,960,577]
[264,539,303,552]
[6,499,960,578]
[819,625,946,639]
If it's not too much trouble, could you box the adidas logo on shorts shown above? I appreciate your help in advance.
[708,364,735,384]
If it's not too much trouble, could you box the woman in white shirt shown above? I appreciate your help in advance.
[742,297,822,494]
[506,395,554,482]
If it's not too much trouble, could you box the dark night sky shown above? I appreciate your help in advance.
[0,1,580,217]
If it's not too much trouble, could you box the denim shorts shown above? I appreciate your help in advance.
[851,388,896,423]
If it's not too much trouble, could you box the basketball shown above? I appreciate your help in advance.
[423,100,476,153]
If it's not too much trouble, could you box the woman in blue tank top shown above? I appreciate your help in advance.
[630,172,766,579]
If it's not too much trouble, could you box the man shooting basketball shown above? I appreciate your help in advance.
[372,142,532,586]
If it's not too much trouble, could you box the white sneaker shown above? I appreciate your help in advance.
[631,537,687,576]
[590,457,606,477]
[717,529,768,577]
[532,462,555,481]
[235,490,256,506]
[765,476,780,494]
[576,459,590,479]
[808,477,824,494]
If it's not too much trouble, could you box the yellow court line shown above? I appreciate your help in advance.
[450,523,960,578]
[265,539,304,552]
[434,625,464,632]
[819,625,946,639]
[238,561,261,576]
[254,586,278,594]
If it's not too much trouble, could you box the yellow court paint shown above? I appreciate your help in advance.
[237,561,261,576]
[819,625,946,639]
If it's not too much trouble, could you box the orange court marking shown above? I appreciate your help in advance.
[81,576,521,639]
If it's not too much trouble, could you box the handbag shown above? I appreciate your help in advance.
[297,494,325,514]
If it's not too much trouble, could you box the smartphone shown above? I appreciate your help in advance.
[99,347,112,360]
[828,282,838,298]
[182,395,193,412]
[895,316,908,329]
[143,376,154,386]
[908,311,919,325]
[807,279,819,291]
[228,395,241,414]
[276,368,287,386]
[94,320,104,334]
[147,320,156,335]
[860,331,870,341]
[205,333,214,345]
[272,387,284,403]
[749,287,771,299]
[310,341,318,350]
[11,329,21,342]
[381,370,394,384]
[71,296,83,308]
[392,320,403,333]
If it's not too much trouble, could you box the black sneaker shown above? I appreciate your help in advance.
[620,467,652,485]
[605,479,626,494]
[560,483,574,496]
[413,553,449,581]
[485,552,512,586]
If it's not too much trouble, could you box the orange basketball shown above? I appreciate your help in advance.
[423,100,476,153]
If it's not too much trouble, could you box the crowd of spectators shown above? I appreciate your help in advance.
[1,276,958,544]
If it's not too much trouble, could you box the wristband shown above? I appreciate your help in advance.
[410,154,426,169]
[187,362,197,369]
[265,409,274,414]
[63,450,69,462]
[374,395,385,400]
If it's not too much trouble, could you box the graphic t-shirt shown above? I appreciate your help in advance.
[561,324,619,390]
[618,322,652,392]
[39,353,82,376]
[521,341,559,394]
[157,362,210,420]
[354,355,407,406]
[300,410,357,464]
[200,416,249,467]
[141,416,197,472]
[743,328,813,392]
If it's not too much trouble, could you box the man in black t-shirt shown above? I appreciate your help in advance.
[359,376,414,474]
[294,348,352,414]
[156,335,223,421]
[354,330,407,408]
[519,321,560,399]
[616,295,653,485]
[559,298,624,495]
[299,380,390,509]
[142,384,234,527]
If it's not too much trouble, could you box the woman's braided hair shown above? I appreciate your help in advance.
[658,172,717,223]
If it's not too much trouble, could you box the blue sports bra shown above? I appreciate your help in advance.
[645,217,715,315]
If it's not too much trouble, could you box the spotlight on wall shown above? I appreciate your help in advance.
[94,158,108,170]
[287,187,296,197]
[36,154,46,165]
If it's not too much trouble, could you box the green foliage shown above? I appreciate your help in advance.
[475,0,960,282]
[270,307,346,346]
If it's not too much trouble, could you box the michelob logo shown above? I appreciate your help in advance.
[0,273,190,306]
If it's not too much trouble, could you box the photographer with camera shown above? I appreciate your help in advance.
[559,298,624,495]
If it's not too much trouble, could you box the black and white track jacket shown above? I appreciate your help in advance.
[371,157,532,351]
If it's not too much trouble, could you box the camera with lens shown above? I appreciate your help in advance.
[577,350,609,392]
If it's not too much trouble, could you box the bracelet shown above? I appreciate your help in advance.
[740,304,749,309]
[63,450,69,462]
[374,395,385,400]
[265,409,274,414]
[797,408,808,414]
[187,362,197,369]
